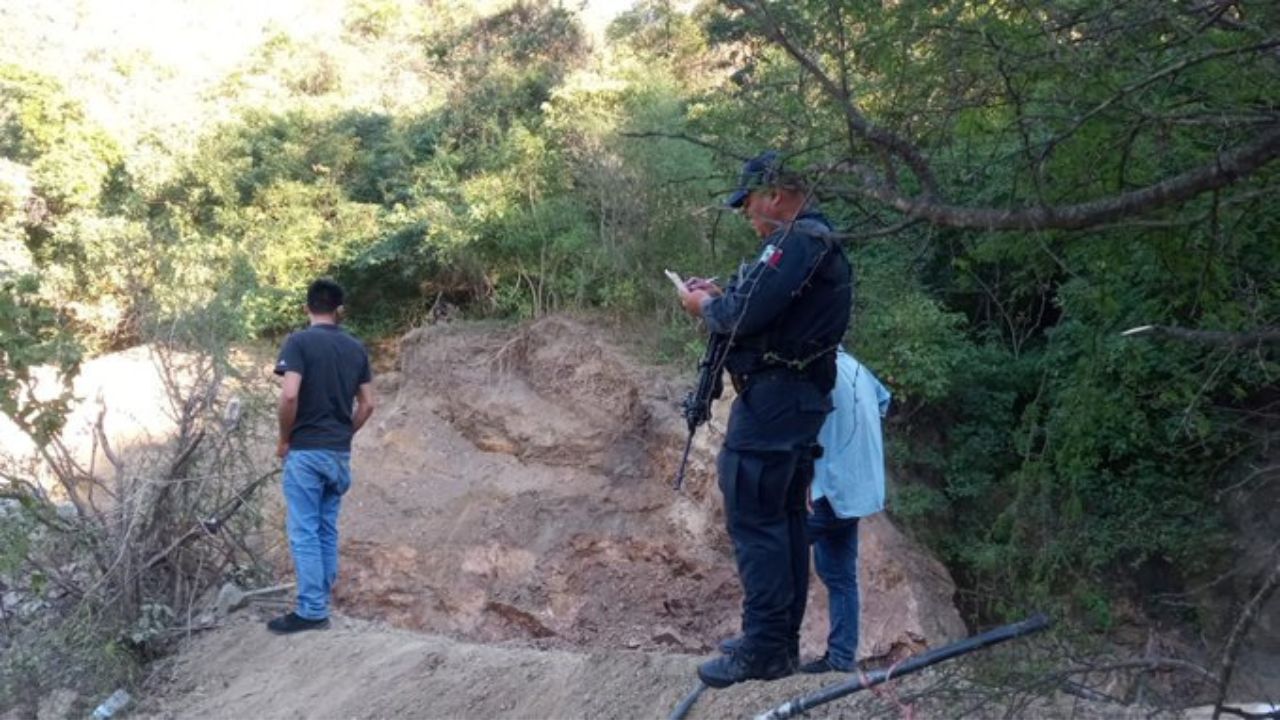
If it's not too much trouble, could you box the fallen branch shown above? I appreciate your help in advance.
[1215,704,1280,720]
[137,468,280,573]
[1212,554,1280,720]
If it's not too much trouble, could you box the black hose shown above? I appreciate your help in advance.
[752,613,1053,720]
[668,681,706,720]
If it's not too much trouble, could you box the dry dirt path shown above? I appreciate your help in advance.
[142,612,988,720]
[144,614,705,719]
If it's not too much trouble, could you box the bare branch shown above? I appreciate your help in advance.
[93,401,125,483]
[819,218,924,242]
[1120,324,1280,346]
[618,131,747,160]
[136,468,280,574]
[1215,704,1280,720]
[1060,656,1219,685]
[1212,554,1280,719]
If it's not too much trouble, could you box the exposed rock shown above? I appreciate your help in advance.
[332,316,970,666]
[857,512,969,662]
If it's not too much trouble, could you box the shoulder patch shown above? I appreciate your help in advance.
[759,244,784,268]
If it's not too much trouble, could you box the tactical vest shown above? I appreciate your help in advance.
[725,216,852,393]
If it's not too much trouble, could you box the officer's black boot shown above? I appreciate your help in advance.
[717,635,742,654]
[717,636,800,670]
[697,646,793,688]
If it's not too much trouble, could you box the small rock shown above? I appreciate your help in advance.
[37,688,77,720]
[650,626,690,648]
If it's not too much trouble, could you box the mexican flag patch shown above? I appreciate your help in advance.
[759,244,784,268]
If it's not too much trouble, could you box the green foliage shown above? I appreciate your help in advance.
[851,242,975,405]
[0,65,121,213]
[3,0,1277,634]
[0,272,80,444]
[343,0,408,40]
[691,0,1280,621]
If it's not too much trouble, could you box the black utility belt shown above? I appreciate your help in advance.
[730,366,810,393]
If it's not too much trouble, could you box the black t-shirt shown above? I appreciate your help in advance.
[274,324,372,452]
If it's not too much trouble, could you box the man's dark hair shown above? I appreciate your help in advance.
[306,278,345,314]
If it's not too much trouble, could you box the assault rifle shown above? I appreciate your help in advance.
[673,332,729,491]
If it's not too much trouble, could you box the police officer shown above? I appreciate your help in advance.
[677,151,852,687]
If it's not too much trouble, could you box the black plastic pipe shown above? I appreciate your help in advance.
[753,613,1053,720]
[667,681,707,720]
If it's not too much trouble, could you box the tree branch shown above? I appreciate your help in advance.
[137,468,280,574]
[0,474,77,533]
[1215,705,1280,720]
[729,0,941,198]
[1040,37,1280,161]
[1120,324,1280,346]
[618,131,747,161]
[820,217,924,242]
[820,125,1280,230]
[1212,554,1280,720]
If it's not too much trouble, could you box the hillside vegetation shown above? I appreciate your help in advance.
[2,0,1278,708]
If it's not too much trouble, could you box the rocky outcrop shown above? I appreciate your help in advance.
[856,512,968,662]
[338,316,969,666]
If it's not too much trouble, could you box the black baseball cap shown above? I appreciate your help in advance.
[725,150,782,208]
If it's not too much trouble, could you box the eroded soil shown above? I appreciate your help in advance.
[331,316,817,655]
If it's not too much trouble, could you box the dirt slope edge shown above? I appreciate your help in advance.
[140,613,880,720]
[143,615,697,719]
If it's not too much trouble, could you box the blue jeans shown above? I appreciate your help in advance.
[282,449,351,620]
[807,498,859,670]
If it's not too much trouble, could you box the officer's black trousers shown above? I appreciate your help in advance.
[718,378,829,657]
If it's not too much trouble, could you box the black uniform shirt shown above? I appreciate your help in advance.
[702,211,852,392]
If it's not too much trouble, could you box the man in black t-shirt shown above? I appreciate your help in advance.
[268,278,375,634]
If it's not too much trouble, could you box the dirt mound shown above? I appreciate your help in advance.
[331,315,965,660]
[136,613,909,720]
[144,315,982,718]
[334,316,743,654]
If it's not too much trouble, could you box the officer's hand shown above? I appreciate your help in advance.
[683,277,722,296]
[678,286,711,318]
